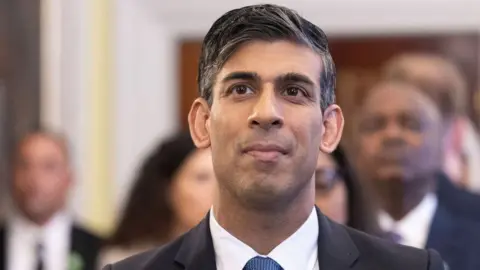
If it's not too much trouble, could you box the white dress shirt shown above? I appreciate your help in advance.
[7,212,72,270]
[210,207,319,270]
[378,193,438,248]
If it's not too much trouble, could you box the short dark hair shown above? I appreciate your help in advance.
[198,4,336,110]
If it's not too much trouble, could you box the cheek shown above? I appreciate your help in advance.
[358,136,377,158]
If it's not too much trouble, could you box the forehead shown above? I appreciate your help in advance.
[362,83,440,118]
[394,57,450,82]
[217,41,322,86]
[18,135,66,160]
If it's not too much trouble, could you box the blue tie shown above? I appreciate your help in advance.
[243,256,283,270]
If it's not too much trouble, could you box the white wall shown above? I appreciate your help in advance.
[42,0,480,224]
[113,0,178,214]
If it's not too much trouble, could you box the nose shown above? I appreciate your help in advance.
[248,88,284,130]
[383,122,403,139]
[381,122,406,147]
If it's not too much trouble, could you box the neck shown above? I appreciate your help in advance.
[376,175,435,221]
[23,212,54,227]
[213,181,315,255]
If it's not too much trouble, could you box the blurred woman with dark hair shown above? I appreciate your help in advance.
[315,146,381,236]
[99,132,216,266]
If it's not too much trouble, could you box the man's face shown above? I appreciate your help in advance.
[356,82,443,182]
[190,41,343,208]
[12,134,71,224]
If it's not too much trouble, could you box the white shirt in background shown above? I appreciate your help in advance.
[378,193,438,249]
[7,212,72,270]
[210,207,320,270]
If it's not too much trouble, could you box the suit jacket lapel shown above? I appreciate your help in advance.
[146,208,360,270]
[316,207,359,270]
[425,205,463,269]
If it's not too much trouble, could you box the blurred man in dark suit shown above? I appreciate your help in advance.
[105,4,444,270]
[0,130,102,270]
[382,53,480,222]
[356,80,480,270]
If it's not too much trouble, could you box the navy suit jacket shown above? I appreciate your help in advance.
[105,208,444,270]
[0,224,103,270]
[436,172,480,222]
[426,203,480,270]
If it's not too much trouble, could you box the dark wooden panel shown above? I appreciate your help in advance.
[179,42,202,129]
[0,0,41,218]
[4,0,41,139]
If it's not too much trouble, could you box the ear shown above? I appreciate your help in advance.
[320,104,344,153]
[188,98,211,149]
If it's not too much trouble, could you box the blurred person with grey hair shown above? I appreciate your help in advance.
[355,79,480,270]
[106,4,444,270]
[0,130,103,270]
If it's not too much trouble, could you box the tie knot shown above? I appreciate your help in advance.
[243,256,283,270]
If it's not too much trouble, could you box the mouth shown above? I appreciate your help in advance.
[242,142,288,162]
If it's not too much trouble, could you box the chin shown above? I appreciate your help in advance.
[237,181,293,210]
[376,167,413,182]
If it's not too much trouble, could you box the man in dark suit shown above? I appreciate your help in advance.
[0,130,102,270]
[355,80,480,270]
[106,4,444,270]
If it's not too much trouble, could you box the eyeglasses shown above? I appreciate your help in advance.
[315,168,343,193]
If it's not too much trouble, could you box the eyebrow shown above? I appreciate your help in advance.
[275,72,316,87]
[221,71,317,86]
[221,71,260,83]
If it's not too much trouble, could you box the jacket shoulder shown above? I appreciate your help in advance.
[105,235,185,270]
[343,226,444,270]
[73,225,103,242]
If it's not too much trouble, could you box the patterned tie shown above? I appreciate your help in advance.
[243,256,283,270]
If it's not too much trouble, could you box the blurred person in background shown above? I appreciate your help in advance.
[383,53,480,193]
[0,130,103,270]
[315,146,381,236]
[382,53,480,222]
[355,79,480,270]
[100,132,216,266]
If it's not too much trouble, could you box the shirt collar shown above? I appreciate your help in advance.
[210,207,318,270]
[378,193,438,248]
[8,210,70,242]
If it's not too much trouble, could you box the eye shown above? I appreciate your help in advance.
[230,84,254,96]
[360,117,385,133]
[400,115,423,132]
[282,86,306,97]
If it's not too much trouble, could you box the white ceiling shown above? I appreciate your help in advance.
[143,0,480,37]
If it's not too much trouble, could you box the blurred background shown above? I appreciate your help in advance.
[0,0,480,268]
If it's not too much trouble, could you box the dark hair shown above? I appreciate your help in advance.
[198,4,336,110]
[106,132,196,247]
[331,146,382,236]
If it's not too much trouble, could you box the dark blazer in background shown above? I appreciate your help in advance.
[436,172,480,222]
[104,208,444,270]
[0,224,103,270]
[426,203,480,270]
